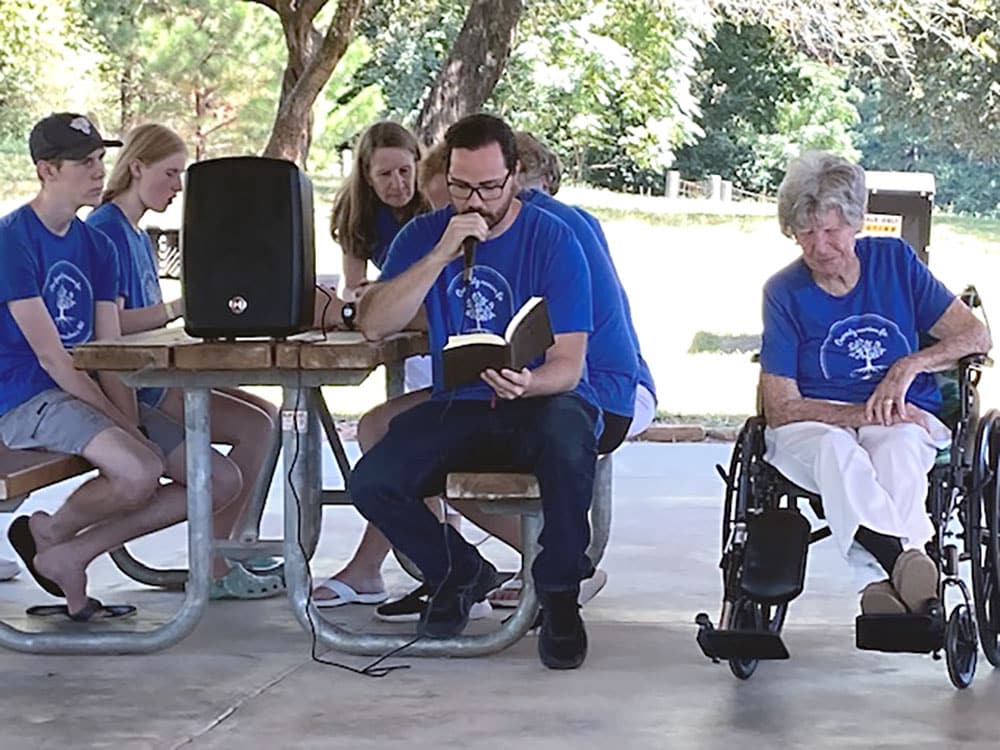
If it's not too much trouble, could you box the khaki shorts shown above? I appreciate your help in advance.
[0,389,114,455]
[0,388,185,457]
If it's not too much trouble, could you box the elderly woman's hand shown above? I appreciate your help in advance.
[865,356,920,425]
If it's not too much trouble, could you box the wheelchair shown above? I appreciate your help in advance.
[696,289,1000,689]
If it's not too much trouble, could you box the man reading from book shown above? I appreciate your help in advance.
[352,113,601,670]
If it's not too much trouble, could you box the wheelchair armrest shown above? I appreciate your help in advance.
[959,353,992,371]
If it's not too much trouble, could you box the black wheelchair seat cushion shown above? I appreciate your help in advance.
[740,509,811,604]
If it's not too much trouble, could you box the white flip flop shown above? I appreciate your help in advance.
[579,568,608,605]
[488,577,523,609]
[312,578,389,609]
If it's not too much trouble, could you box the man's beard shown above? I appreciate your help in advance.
[464,191,515,229]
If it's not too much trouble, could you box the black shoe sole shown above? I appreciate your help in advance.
[538,628,588,669]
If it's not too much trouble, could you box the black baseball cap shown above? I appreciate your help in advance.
[28,113,123,163]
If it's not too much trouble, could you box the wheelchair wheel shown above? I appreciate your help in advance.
[945,604,978,689]
[727,597,787,680]
[968,410,1000,666]
[720,417,767,550]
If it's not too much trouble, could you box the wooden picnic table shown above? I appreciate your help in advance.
[13,326,428,655]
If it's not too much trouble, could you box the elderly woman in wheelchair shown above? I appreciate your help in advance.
[697,151,996,688]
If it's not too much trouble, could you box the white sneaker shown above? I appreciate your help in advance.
[469,599,493,619]
[0,557,20,581]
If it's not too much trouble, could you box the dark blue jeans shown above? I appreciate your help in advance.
[350,393,598,593]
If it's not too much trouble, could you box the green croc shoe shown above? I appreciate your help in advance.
[210,563,286,600]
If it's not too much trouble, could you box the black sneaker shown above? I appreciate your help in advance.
[418,559,504,639]
[538,589,588,670]
[376,583,493,623]
[375,583,430,622]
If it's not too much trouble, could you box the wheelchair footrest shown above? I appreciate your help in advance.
[697,627,790,661]
[855,613,945,654]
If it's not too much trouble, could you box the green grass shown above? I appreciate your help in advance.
[584,205,774,229]
[656,412,752,428]
[688,331,761,354]
[935,214,1000,248]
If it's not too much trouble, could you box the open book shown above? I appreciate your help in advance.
[441,296,554,390]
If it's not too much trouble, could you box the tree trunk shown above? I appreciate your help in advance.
[415,0,524,147]
[250,0,365,166]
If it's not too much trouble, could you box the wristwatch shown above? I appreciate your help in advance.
[341,301,357,330]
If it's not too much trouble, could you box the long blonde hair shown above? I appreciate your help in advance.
[102,123,187,204]
[331,121,429,261]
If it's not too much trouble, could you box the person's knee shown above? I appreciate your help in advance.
[349,449,410,517]
[246,400,278,439]
[211,456,244,508]
[350,453,381,514]
[866,425,935,469]
[106,449,162,509]
[817,427,860,459]
[357,406,390,453]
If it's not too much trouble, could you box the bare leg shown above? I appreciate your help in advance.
[313,389,431,602]
[30,426,163,554]
[457,505,522,549]
[33,438,243,614]
[158,387,277,541]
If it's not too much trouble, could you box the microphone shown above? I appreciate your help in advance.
[462,236,478,283]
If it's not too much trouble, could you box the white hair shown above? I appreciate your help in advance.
[777,151,867,237]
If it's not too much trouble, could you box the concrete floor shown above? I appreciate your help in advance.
[2,442,1000,749]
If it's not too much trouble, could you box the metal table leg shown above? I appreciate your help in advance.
[282,396,541,655]
[0,387,213,654]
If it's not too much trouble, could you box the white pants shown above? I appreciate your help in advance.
[626,384,656,438]
[764,418,949,589]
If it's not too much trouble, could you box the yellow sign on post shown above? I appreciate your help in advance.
[861,212,903,237]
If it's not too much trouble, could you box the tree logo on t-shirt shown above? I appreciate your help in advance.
[446,266,514,334]
[143,269,162,305]
[820,313,910,382]
[42,260,94,346]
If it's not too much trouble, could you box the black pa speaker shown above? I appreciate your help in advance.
[182,156,315,338]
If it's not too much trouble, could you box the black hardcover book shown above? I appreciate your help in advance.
[441,296,554,390]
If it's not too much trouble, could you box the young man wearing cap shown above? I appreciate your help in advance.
[0,113,244,619]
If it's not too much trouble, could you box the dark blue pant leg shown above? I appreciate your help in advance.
[510,394,598,593]
[350,400,488,585]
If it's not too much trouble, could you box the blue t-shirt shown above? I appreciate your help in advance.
[380,202,601,418]
[520,190,638,417]
[0,204,119,416]
[760,236,954,415]
[575,206,657,402]
[86,203,164,407]
[370,205,405,270]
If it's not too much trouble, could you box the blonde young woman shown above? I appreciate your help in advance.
[86,123,284,599]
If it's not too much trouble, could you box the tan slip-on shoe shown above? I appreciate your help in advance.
[860,579,908,615]
[891,549,939,614]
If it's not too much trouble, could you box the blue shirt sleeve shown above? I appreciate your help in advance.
[91,218,133,302]
[0,234,41,302]
[538,223,593,336]
[760,277,800,380]
[378,221,423,282]
[379,210,450,284]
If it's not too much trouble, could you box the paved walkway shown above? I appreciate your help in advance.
[2,443,999,749]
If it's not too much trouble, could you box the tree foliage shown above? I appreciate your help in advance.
[674,23,860,195]
[489,0,706,191]
[81,0,284,158]
[0,0,99,146]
